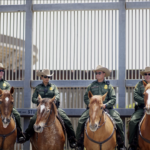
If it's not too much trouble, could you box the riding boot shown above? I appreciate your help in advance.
[116,131,125,150]
[76,133,84,150]
[128,136,138,150]
[15,120,25,143]
[18,127,34,143]
[128,145,137,150]
[68,136,77,148]
[65,127,77,148]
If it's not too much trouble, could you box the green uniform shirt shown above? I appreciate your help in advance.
[32,82,60,105]
[84,80,116,109]
[0,79,11,90]
[134,80,147,105]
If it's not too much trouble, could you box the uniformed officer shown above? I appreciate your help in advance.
[76,65,125,150]
[128,66,150,150]
[0,63,25,143]
[19,69,77,148]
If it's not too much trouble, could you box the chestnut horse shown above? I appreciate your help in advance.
[0,87,17,150]
[30,95,65,150]
[138,82,150,150]
[84,91,116,150]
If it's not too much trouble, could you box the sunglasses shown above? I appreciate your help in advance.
[144,73,150,76]
[95,72,103,75]
[0,70,4,72]
[42,75,51,79]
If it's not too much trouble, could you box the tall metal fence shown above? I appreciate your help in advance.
[0,0,150,149]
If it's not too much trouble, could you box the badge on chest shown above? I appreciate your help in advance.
[104,85,108,89]
[50,87,53,91]
[3,83,6,87]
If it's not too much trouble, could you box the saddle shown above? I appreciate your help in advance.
[57,112,66,135]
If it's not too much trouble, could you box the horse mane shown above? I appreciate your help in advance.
[89,96,103,107]
[51,102,57,116]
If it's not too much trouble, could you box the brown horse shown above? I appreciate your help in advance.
[138,81,150,150]
[30,95,65,150]
[0,87,17,150]
[84,91,116,150]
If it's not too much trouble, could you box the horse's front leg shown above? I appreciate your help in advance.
[8,145,14,150]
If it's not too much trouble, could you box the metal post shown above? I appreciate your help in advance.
[24,0,33,149]
[118,0,126,108]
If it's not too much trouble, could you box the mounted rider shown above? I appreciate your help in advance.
[76,65,125,150]
[0,63,25,143]
[128,66,150,150]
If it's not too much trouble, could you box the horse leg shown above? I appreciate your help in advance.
[9,145,14,150]
[30,140,37,150]
[32,144,37,150]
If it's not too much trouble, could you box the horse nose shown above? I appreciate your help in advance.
[34,124,41,131]
[2,117,9,123]
[94,124,97,128]
[90,124,98,130]
[37,126,41,130]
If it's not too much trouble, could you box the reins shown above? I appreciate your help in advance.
[0,112,16,150]
[85,110,116,150]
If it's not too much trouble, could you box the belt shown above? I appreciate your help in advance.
[138,104,145,109]
[86,106,113,110]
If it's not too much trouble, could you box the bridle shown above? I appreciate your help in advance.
[36,103,56,145]
[85,108,115,150]
[88,107,106,128]
[0,111,16,150]
[44,108,56,128]
[139,111,150,144]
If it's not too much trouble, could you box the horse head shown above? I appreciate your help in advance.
[0,87,14,128]
[34,95,57,133]
[88,91,107,132]
[143,81,150,115]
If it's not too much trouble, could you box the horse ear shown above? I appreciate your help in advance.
[88,91,93,99]
[102,92,108,102]
[38,95,42,102]
[143,80,147,88]
[0,89,3,96]
[10,87,14,95]
[0,89,2,102]
[49,96,55,103]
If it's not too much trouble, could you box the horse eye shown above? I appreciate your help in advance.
[47,109,50,112]
[0,101,2,104]
[11,101,13,104]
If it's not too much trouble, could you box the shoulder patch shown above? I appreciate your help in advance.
[33,89,36,93]
[50,87,53,91]
[135,83,138,89]
[88,84,92,88]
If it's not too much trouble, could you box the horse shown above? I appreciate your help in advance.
[0,87,17,150]
[30,95,65,150]
[84,91,116,150]
[138,81,150,150]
